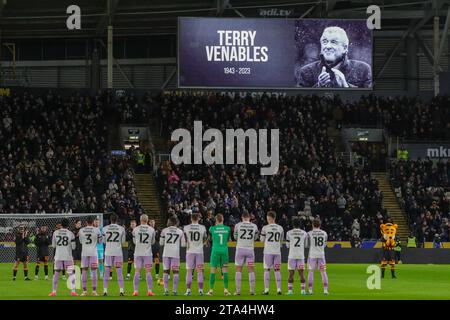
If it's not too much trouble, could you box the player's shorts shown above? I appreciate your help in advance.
[163,257,180,271]
[263,253,281,270]
[134,256,153,269]
[235,248,255,267]
[210,250,229,268]
[186,253,204,270]
[54,260,74,271]
[37,254,49,264]
[81,256,99,269]
[382,248,394,262]
[288,258,305,271]
[105,255,123,268]
[15,253,29,263]
[97,247,104,260]
[308,257,326,271]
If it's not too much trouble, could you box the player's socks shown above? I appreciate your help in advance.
[52,271,59,292]
[163,273,169,291]
[301,280,306,292]
[103,267,111,290]
[209,273,216,290]
[186,270,193,290]
[99,263,104,278]
[249,272,255,294]
[235,271,242,293]
[133,272,140,292]
[44,265,49,277]
[320,271,328,292]
[288,282,293,292]
[223,272,229,290]
[69,269,76,292]
[173,273,179,293]
[82,269,88,292]
[35,265,39,278]
[274,270,281,291]
[155,263,160,277]
[391,269,396,278]
[127,262,132,276]
[13,269,17,279]
[198,271,204,292]
[24,269,29,279]
[116,267,124,290]
[308,272,314,294]
[92,270,98,292]
[264,271,270,292]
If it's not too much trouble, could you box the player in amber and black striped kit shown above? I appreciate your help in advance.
[34,225,51,280]
[13,225,31,281]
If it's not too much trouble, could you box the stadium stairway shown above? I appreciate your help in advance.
[371,172,410,242]
[134,174,163,228]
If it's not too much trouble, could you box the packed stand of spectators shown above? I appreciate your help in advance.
[0,91,143,225]
[115,91,157,124]
[350,141,387,172]
[390,158,450,245]
[155,93,386,241]
[337,94,450,140]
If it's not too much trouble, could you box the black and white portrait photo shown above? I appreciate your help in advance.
[295,21,373,89]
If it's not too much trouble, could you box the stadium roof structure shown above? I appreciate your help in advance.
[0,0,449,39]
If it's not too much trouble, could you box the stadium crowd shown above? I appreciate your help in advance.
[337,94,450,140]
[390,158,450,245]
[2,89,449,244]
[0,91,142,224]
[155,93,386,241]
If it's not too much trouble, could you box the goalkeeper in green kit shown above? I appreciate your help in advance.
[207,214,231,296]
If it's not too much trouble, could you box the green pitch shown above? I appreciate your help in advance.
[1,263,450,300]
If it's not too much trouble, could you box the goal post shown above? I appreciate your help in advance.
[0,213,103,263]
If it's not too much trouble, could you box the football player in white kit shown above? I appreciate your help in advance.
[233,210,258,296]
[132,214,156,297]
[307,218,329,295]
[285,217,308,295]
[49,218,77,297]
[260,211,284,295]
[183,212,208,296]
[79,216,102,296]
[160,215,186,296]
[102,213,126,296]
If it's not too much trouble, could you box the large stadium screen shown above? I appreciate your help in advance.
[178,17,373,90]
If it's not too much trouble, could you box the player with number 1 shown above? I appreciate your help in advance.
[207,214,231,296]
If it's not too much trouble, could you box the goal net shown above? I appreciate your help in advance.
[0,213,103,263]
